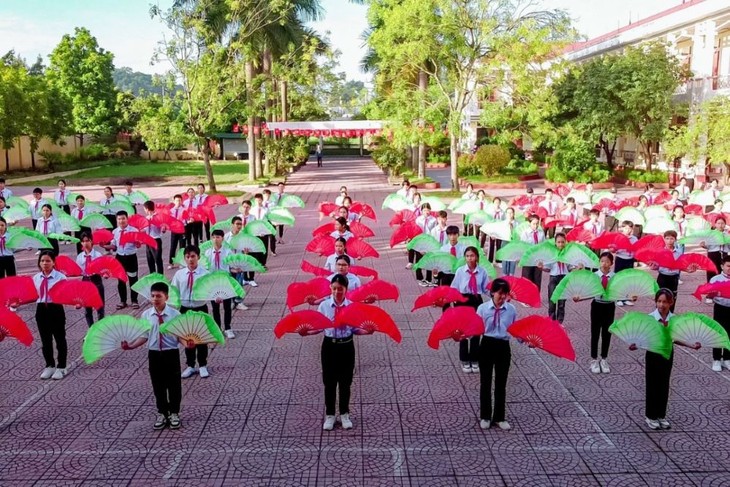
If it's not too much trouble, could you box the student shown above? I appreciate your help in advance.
[541,232,570,324]
[142,201,164,274]
[396,180,410,198]
[710,199,724,215]
[0,178,12,200]
[476,277,517,431]
[107,210,140,310]
[582,209,604,238]
[404,185,417,205]
[335,205,358,224]
[520,215,545,291]
[0,217,16,277]
[673,206,687,247]
[325,237,349,273]
[34,251,68,380]
[539,189,558,238]
[251,193,271,268]
[335,186,348,206]
[631,289,699,430]
[665,190,683,209]
[683,165,696,193]
[29,188,47,231]
[643,183,656,206]
[500,208,518,276]
[328,255,361,290]
[121,282,190,430]
[76,232,105,327]
[461,183,476,235]
[316,142,323,167]
[123,180,135,200]
[172,245,210,378]
[330,217,354,241]
[205,230,235,339]
[450,246,490,373]
[196,184,210,241]
[54,179,71,215]
[438,225,466,286]
[274,182,288,244]
[168,194,187,269]
[262,189,278,256]
[675,177,691,203]
[301,274,374,431]
[183,187,200,247]
[410,193,423,216]
[239,200,260,287]
[0,196,7,220]
[701,216,728,304]
[560,197,580,233]
[341,197,361,223]
[429,211,449,247]
[100,186,118,229]
[71,195,91,254]
[602,188,622,232]
[224,216,248,311]
[485,197,504,257]
[412,203,437,285]
[36,204,61,256]
[615,220,638,306]
[652,230,682,312]
[707,256,730,372]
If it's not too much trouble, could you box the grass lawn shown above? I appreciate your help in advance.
[462,174,520,183]
[25,159,251,186]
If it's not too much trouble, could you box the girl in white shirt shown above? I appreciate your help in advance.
[34,251,68,380]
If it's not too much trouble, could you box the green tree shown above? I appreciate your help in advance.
[0,62,30,171]
[136,94,192,155]
[47,27,117,146]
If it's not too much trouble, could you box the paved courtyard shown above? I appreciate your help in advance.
[1,157,729,486]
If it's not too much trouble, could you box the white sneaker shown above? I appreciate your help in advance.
[236,303,248,310]
[645,417,661,430]
[590,359,601,374]
[712,360,722,372]
[323,415,336,431]
[470,363,480,373]
[249,280,258,288]
[616,301,625,307]
[340,413,353,430]
[167,264,175,270]
[225,330,235,339]
[678,279,683,285]
[705,298,714,304]
[51,368,66,380]
[497,421,511,431]
[417,280,428,287]
[658,418,671,429]
[199,366,210,378]
[625,300,635,306]
[181,367,197,378]
[599,359,611,374]
[40,367,55,380]
[461,362,471,373]
[405,263,413,270]
[34,250,40,255]
[479,419,491,430]
[723,360,730,371]
[242,281,249,286]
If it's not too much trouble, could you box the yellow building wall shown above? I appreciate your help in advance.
[2,136,80,172]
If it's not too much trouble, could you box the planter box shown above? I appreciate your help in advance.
[612,177,669,189]
[426,163,449,169]
[418,182,441,189]
[545,181,615,190]
[518,174,541,181]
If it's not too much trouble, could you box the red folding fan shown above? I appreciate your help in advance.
[54,255,83,277]
[274,310,333,338]
[634,248,680,270]
[346,238,380,259]
[128,214,149,230]
[534,206,548,220]
[390,221,422,248]
[654,191,671,204]
[86,256,129,282]
[92,229,114,245]
[412,286,468,311]
[312,222,336,237]
[389,209,416,227]
[488,276,541,308]
[0,309,33,346]
[347,279,399,303]
[508,315,576,362]
[334,302,402,343]
[350,202,377,221]
[350,221,375,239]
[49,280,103,309]
[156,202,173,213]
[0,276,38,308]
[509,195,533,207]
[542,217,571,229]
[318,202,339,217]
[683,204,704,216]
[677,253,717,273]
[305,235,336,256]
[632,234,665,253]
[427,306,484,350]
[201,206,217,225]
[349,265,379,280]
[589,232,632,252]
[183,207,209,223]
[159,215,185,234]
[705,212,730,226]
[202,194,229,208]
[120,231,158,249]
[286,277,332,310]
[609,200,631,212]
[566,227,595,244]
[300,260,331,277]
[692,281,730,301]
[554,185,571,198]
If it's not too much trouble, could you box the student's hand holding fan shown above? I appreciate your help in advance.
[159,311,225,345]
[0,276,39,308]
[347,279,399,304]
[286,278,331,309]
[427,307,484,349]
[120,231,158,250]
[82,315,151,363]
[668,313,730,350]
[693,281,730,301]
[348,265,379,279]
[608,312,672,358]
[412,286,468,311]
[87,256,128,281]
[274,310,333,338]
[0,308,34,346]
[300,260,331,277]
[191,272,245,301]
[488,276,541,308]
[334,302,402,342]
[507,315,576,361]
[55,255,83,277]
[49,280,103,309]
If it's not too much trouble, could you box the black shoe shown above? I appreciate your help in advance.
[153,414,167,430]
[169,413,181,429]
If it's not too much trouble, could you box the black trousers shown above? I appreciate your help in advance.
[259,236,271,265]
[521,266,542,292]
[487,238,502,263]
[104,214,117,229]
[247,251,264,281]
[149,349,182,416]
[146,237,164,274]
[713,304,730,361]
[169,232,185,264]
[411,250,432,282]
[83,275,105,327]
[204,222,211,241]
[479,336,511,422]
[211,298,232,330]
[317,155,322,167]
[278,225,285,239]
[686,178,695,193]
[48,238,59,256]
[321,337,355,416]
[548,275,566,323]
[590,300,615,359]
[269,233,277,254]
[645,350,674,420]
[707,251,723,282]
[31,219,38,231]
[116,254,139,304]
[184,223,197,247]
[0,255,16,278]
[437,272,455,287]
[614,257,634,273]
[181,305,209,367]
[657,273,679,312]
[35,303,67,368]
[453,294,483,362]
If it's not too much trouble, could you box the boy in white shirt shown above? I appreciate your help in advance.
[76,232,105,327]
[143,201,164,274]
[205,230,235,339]
[168,194,186,269]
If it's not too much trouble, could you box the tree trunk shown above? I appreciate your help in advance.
[599,136,616,169]
[245,60,257,181]
[77,133,85,148]
[280,80,288,122]
[255,117,263,177]
[4,149,9,172]
[450,133,459,190]
[202,140,217,192]
[417,69,428,179]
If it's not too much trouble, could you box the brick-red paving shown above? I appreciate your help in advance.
[1,157,730,486]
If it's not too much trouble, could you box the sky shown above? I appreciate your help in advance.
[0,0,682,83]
